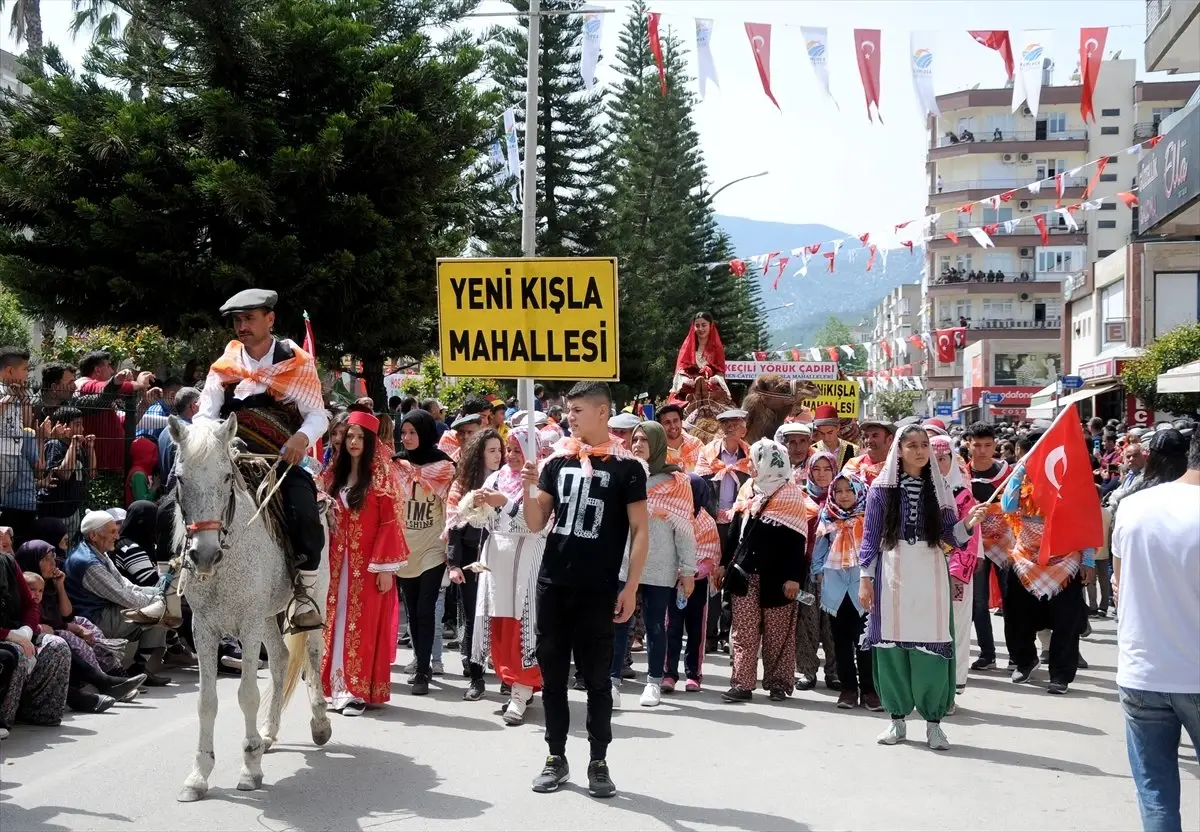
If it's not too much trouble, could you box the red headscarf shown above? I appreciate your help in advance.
[675,318,726,377]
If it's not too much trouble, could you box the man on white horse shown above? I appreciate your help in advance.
[195,288,329,633]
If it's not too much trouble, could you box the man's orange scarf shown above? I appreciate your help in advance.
[549,434,646,477]
[733,479,809,536]
[209,339,324,411]
[696,438,751,482]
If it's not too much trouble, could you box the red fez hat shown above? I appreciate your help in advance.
[347,410,380,434]
[812,404,840,426]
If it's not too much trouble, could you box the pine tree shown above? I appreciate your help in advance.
[482,0,607,257]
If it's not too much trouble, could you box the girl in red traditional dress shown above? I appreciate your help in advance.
[319,411,408,716]
[673,312,729,400]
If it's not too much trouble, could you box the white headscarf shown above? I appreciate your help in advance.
[872,425,956,513]
[929,435,966,491]
[749,438,792,497]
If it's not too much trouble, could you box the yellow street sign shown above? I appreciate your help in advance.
[436,257,619,381]
[799,379,861,419]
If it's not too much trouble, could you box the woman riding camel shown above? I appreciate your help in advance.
[673,312,729,401]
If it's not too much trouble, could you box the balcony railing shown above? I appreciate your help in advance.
[927,220,1088,240]
[937,318,1063,330]
[937,175,1088,192]
[1146,0,1171,32]
[934,129,1088,148]
[1133,121,1161,140]
[931,271,1047,285]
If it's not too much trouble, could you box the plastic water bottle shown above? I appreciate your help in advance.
[798,590,817,607]
[676,587,689,609]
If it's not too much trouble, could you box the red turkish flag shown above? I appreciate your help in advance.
[968,30,1014,81]
[1116,191,1139,208]
[934,329,956,363]
[952,327,968,348]
[805,243,822,255]
[1033,213,1049,245]
[647,13,667,97]
[1079,28,1108,124]
[880,339,893,360]
[854,29,883,122]
[745,23,780,110]
[907,334,925,350]
[1085,156,1109,199]
[859,232,870,246]
[771,256,790,290]
[945,231,960,245]
[828,347,840,362]
[823,251,836,272]
[865,244,877,271]
[1021,404,1105,564]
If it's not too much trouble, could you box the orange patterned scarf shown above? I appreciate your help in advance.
[734,479,809,536]
[209,339,324,411]
[647,471,695,536]
[696,438,751,482]
[394,458,455,502]
[666,433,704,473]
[548,434,645,477]
[694,509,722,576]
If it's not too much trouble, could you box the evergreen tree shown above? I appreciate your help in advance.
[0,0,496,404]
[810,316,868,374]
[481,0,607,257]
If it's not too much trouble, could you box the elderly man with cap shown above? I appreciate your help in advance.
[842,418,894,485]
[64,510,171,684]
[192,288,329,633]
[811,405,858,470]
[608,411,642,450]
[775,422,814,485]
[438,396,491,462]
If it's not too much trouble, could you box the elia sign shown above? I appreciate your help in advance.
[436,257,619,381]
[1138,105,1198,235]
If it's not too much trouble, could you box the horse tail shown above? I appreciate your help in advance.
[281,630,309,708]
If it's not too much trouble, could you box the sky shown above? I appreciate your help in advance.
[3,0,1172,243]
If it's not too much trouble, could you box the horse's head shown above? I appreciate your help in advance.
[168,414,240,577]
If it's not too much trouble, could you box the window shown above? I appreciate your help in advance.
[982,299,1014,319]
[1037,247,1085,273]
[1046,112,1067,135]
[1100,173,1118,182]
[1107,156,1119,163]
[1098,219,1117,229]
[1100,280,1126,344]
[985,113,1016,137]
[1100,202,1116,210]
[1101,108,1120,117]
[981,207,1014,224]
[954,300,972,321]
[1100,126,1119,135]
[1152,107,1180,121]
[1035,158,1068,178]
[1098,249,1116,258]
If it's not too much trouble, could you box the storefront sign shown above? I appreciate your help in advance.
[724,360,840,381]
[799,379,860,419]
[963,386,1043,407]
[1138,105,1199,235]
[1126,395,1154,428]
[436,257,619,381]
[1078,357,1129,381]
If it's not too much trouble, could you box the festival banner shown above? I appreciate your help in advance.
[502,108,521,195]
[1079,27,1108,124]
[725,360,839,381]
[488,139,507,188]
[1012,32,1049,117]
[800,26,836,107]
[910,32,938,119]
[854,29,883,122]
[580,6,605,92]
[695,18,719,99]
[745,22,780,110]
[648,12,667,96]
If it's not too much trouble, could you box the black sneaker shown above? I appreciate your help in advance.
[1047,681,1069,695]
[1011,660,1040,684]
[464,679,485,701]
[824,676,842,691]
[411,673,430,696]
[768,688,788,702]
[970,657,996,671]
[1081,622,1093,638]
[531,755,570,793]
[587,760,616,798]
[500,682,512,696]
[620,666,636,680]
[1077,655,1089,670]
[721,686,752,703]
[572,675,587,692]
[795,673,816,691]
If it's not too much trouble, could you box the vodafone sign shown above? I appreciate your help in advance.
[725,361,840,381]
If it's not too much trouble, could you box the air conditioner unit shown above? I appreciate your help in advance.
[1021,106,1033,117]
[1018,200,1032,211]
[1001,153,1015,163]
[1019,247,1034,257]
[1019,153,1032,162]
[1019,292,1032,302]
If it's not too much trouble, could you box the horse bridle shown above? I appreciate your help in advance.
[178,457,241,556]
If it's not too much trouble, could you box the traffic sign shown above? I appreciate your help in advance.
[983,392,1005,404]
[935,402,953,416]
[1061,375,1084,390]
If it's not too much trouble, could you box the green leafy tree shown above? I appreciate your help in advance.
[0,290,30,350]
[1,0,44,71]
[480,0,607,257]
[809,316,868,374]
[1122,322,1200,416]
[0,0,497,406]
[873,390,921,422]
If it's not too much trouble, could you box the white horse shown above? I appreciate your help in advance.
[167,414,332,802]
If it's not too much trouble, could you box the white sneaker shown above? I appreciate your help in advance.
[639,683,662,708]
[402,660,417,674]
[946,702,957,716]
[876,719,907,745]
[343,699,367,717]
[927,722,950,751]
[0,727,8,740]
[431,661,444,676]
[503,695,528,725]
[611,678,622,710]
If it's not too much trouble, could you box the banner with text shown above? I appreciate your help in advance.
[799,379,861,419]
[436,257,620,381]
[724,360,840,381]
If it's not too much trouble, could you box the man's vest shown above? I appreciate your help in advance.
[219,340,304,456]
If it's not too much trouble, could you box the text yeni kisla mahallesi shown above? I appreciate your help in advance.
[447,269,608,364]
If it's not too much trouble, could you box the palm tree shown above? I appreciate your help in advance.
[69,0,162,101]
[0,0,44,72]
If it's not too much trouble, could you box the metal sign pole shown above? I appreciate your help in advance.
[519,0,542,492]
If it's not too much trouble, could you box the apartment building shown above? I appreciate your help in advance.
[865,283,924,418]
[920,58,1196,421]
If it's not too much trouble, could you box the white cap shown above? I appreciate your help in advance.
[81,510,117,535]
[775,422,812,440]
[106,507,127,524]
[717,408,749,421]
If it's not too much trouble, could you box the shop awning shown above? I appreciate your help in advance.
[1028,381,1059,409]
[1025,383,1120,419]
[1157,360,1200,394]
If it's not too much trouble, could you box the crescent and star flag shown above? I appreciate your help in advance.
[1079,28,1108,124]
[647,12,667,97]
[695,18,719,99]
[910,32,938,118]
[1020,403,1104,565]
[952,327,968,348]
[745,23,780,110]
[934,329,956,363]
[854,29,883,122]
[801,26,837,108]
[580,6,605,92]
[1033,213,1050,245]
[968,30,1014,80]
[1012,32,1049,117]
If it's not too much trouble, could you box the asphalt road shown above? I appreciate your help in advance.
[1,615,1196,831]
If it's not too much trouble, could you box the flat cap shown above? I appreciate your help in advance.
[860,418,896,434]
[220,288,278,315]
[717,408,749,421]
[451,413,482,431]
[609,412,642,430]
[775,422,813,439]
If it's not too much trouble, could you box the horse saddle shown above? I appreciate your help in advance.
[232,454,329,571]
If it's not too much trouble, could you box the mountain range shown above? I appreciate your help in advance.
[715,214,924,348]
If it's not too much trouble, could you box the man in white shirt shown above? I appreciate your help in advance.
[1111,430,1200,832]
[195,289,330,632]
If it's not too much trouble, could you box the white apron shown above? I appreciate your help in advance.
[878,539,952,647]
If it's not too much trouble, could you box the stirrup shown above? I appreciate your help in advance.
[284,593,324,635]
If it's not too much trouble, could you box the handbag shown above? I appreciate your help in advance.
[724,495,771,597]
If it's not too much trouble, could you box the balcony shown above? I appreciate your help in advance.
[931,176,1088,202]
[1146,0,1200,74]
[936,317,1063,331]
[930,130,1088,160]
[926,222,1087,249]
[929,270,1058,286]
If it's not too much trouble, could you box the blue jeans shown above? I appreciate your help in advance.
[1119,686,1200,832]
[612,585,673,685]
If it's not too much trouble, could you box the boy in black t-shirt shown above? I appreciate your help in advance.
[521,381,648,799]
